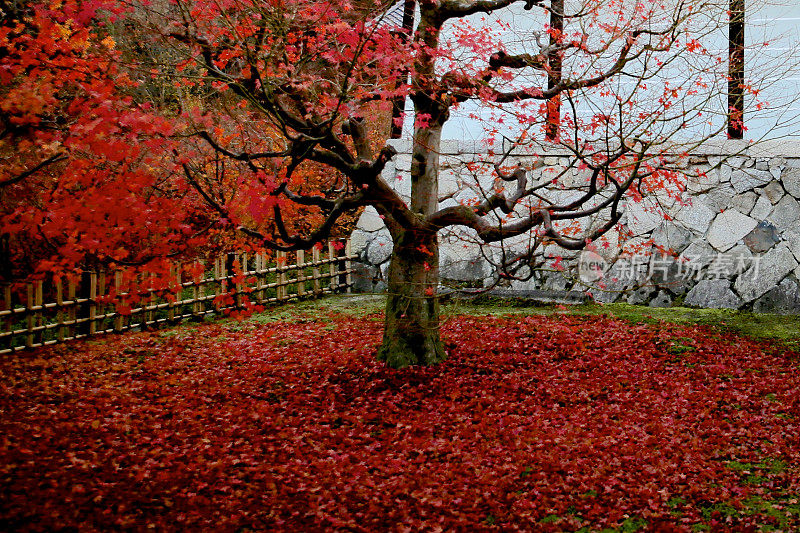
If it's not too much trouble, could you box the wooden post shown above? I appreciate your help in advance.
[215,255,225,309]
[98,272,106,333]
[148,273,158,326]
[78,271,91,336]
[114,271,123,332]
[259,252,268,303]
[345,239,353,293]
[277,251,287,300]
[233,253,242,308]
[68,279,76,340]
[168,264,177,322]
[3,284,11,351]
[312,246,321,295]
[728,0,745,139]
[545,0,564,141]
[389,0,417,139]
[193,261,202,318]
[88,272,98,335]
[34,280,43,345]
[328,242,338,292]
[56,280,65,341]
[254,254,263,304]
[296,250,306,296]
[26,283,34,348]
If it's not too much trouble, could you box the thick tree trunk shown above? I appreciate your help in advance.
[377,7,447,368]
[377,228,446,368]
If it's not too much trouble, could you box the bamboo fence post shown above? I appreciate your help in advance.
[214,256,224,309]
[176,263,183,319]
[168,264,177,322]
[137,273,145,330]
[98,272,106,333]
[193,261,202,318]
[276,251,287,300]
[25,283,33,348]
[68,279,76,340]
[56,280,65,341]
[345,239,353,293]
[89,272,98,335]
[260,252,269,303]
[148,272,158,326]
[254,254,263,304]
[221,255,228,295]
[34,280,43,345]
[312,246,321,295]
[233,253,242,308]
[296,250,306,297]
[3,285,11,350]
[114,271,123,332]
[328,242,338,292]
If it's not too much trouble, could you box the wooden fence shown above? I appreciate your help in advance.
[0,240,355,354]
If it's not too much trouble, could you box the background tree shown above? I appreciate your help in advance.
[0,0,222,285]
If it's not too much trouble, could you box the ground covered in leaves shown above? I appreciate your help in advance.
[2,307,800,531]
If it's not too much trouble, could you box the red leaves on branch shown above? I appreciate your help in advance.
[1,313,799,530]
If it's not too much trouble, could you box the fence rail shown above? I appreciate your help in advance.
[1,240,355,354]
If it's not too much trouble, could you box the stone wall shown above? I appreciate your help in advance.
[350,139,800,314]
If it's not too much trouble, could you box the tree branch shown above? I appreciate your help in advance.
[438,0,542,20]
[0,153,67,188]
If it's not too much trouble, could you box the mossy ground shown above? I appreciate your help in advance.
[206,294,800,352]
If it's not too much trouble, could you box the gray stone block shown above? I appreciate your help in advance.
[730,191,757,214]
[750,195,773,221]
[684,279,743,309]
[753,278,800,314]
[625,197,662,236]
[734,245,798,302]
[782,168,800,198]
[626,285,657,305]
[649,291,673,308]
[681,241,715,265]
[590,260,634,303]
[350,230,370,259]
[731,168,773,193]
[706,244,753,279]
[365,234,393,265]
[356,206,387,232]
[440,251,489,281]
[704,184,736,213]
[350,262,383,293]
[718,163,733,182]
[767,195,800,234]
[674,201,716,235]
[785,233,800,263]
[687,169,720,194]
[542,269,575,292]
[761,181,785,204]
[743,221,780,253]
[706,210,758,252]
[652,222,692,254]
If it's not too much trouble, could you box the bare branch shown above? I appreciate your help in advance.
[0,153,67,189]
[438,0,543,20]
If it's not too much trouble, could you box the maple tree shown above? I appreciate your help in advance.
[117,0,739,368]
[0,0,222,283]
